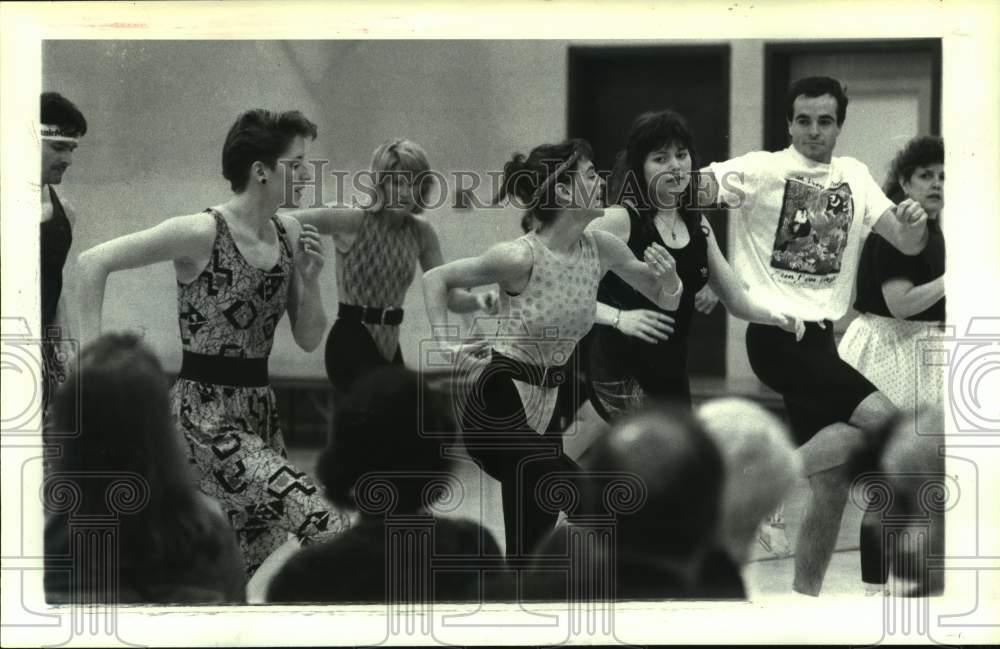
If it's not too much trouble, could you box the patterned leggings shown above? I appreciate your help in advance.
[171,378,350,576]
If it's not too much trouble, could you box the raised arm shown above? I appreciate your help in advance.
[701,217,804,338]
[591,229,682,312]
[586,205,632,240]
[278,215,328,352]
[587,207,675,342]
[285,205,365,237]
[870,199,929,256]
[76,213,215,346]
[416,219,495,315]
[423,240,531,338]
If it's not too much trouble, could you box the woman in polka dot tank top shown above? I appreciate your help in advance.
[290,139,496,393]
[422,138,684,558]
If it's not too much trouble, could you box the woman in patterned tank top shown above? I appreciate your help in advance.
[77,110,352,580]
[421,138,687,559]
[288,139,496,393]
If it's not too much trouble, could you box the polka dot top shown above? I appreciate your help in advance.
[493,230,602,368]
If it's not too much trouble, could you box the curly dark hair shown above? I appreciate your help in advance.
[494,138,595,233]
[882,136,944,204]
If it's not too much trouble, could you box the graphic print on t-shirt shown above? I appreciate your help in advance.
[770,178,854,280]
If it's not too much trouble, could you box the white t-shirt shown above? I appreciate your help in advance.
[708,145,895,322]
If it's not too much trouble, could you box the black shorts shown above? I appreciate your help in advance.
[746,321,878,445]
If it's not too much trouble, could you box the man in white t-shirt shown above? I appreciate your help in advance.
[696,76,929,596]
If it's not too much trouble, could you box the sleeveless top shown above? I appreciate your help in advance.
[594,204,710,379]
[335,211,422,360]
[492,231,602,432]
[177,209,293,359]
[41,186,73,330]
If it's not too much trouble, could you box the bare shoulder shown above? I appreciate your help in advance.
[275,212,303,240]
[588,205,632,240]
[411,215,438,241]
[485,238,533,271]
[603,205,632,224]
[157,210,216,239]
[493,237,533,260]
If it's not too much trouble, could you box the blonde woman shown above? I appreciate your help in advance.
[291,139,495,392]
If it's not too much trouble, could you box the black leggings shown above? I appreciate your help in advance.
[324,319,403,394]
[460,357,582,559]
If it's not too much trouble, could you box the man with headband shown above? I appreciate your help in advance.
[40,92,87,411]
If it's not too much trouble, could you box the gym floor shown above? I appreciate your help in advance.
[279,401,871,601]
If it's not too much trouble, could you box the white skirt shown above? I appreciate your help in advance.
[838,313,945,417]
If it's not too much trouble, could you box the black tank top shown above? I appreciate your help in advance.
[41,186,73,330]
[595,203,710,355]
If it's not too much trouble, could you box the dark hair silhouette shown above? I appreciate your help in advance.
[41,92,87,137]
[318,367,457,515]
[882,136,944,204]
[494,138,595,233]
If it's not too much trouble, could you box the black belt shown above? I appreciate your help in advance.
[179,351,269,387]
[338,303,404,326]
[490,350,570,389]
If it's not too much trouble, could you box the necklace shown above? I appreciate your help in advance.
[656,212,679,242]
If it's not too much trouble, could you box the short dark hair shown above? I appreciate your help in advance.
[41,92,87,137]
[221,109,318,193]
[317,367,457,514]
[785,76,849,126]
[883,135,944,204]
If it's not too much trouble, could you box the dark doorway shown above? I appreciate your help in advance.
[567,45,731,378]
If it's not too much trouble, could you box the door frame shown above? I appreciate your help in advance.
[566,44,732,379]
[567,44,732,151]
[763,39,942,152]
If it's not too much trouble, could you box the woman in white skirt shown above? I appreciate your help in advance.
[838,135,945,592]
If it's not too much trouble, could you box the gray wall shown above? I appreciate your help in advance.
[46,39,807,382]
[46,40,569,378]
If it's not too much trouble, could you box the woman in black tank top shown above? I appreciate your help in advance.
[586,110,803,419]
